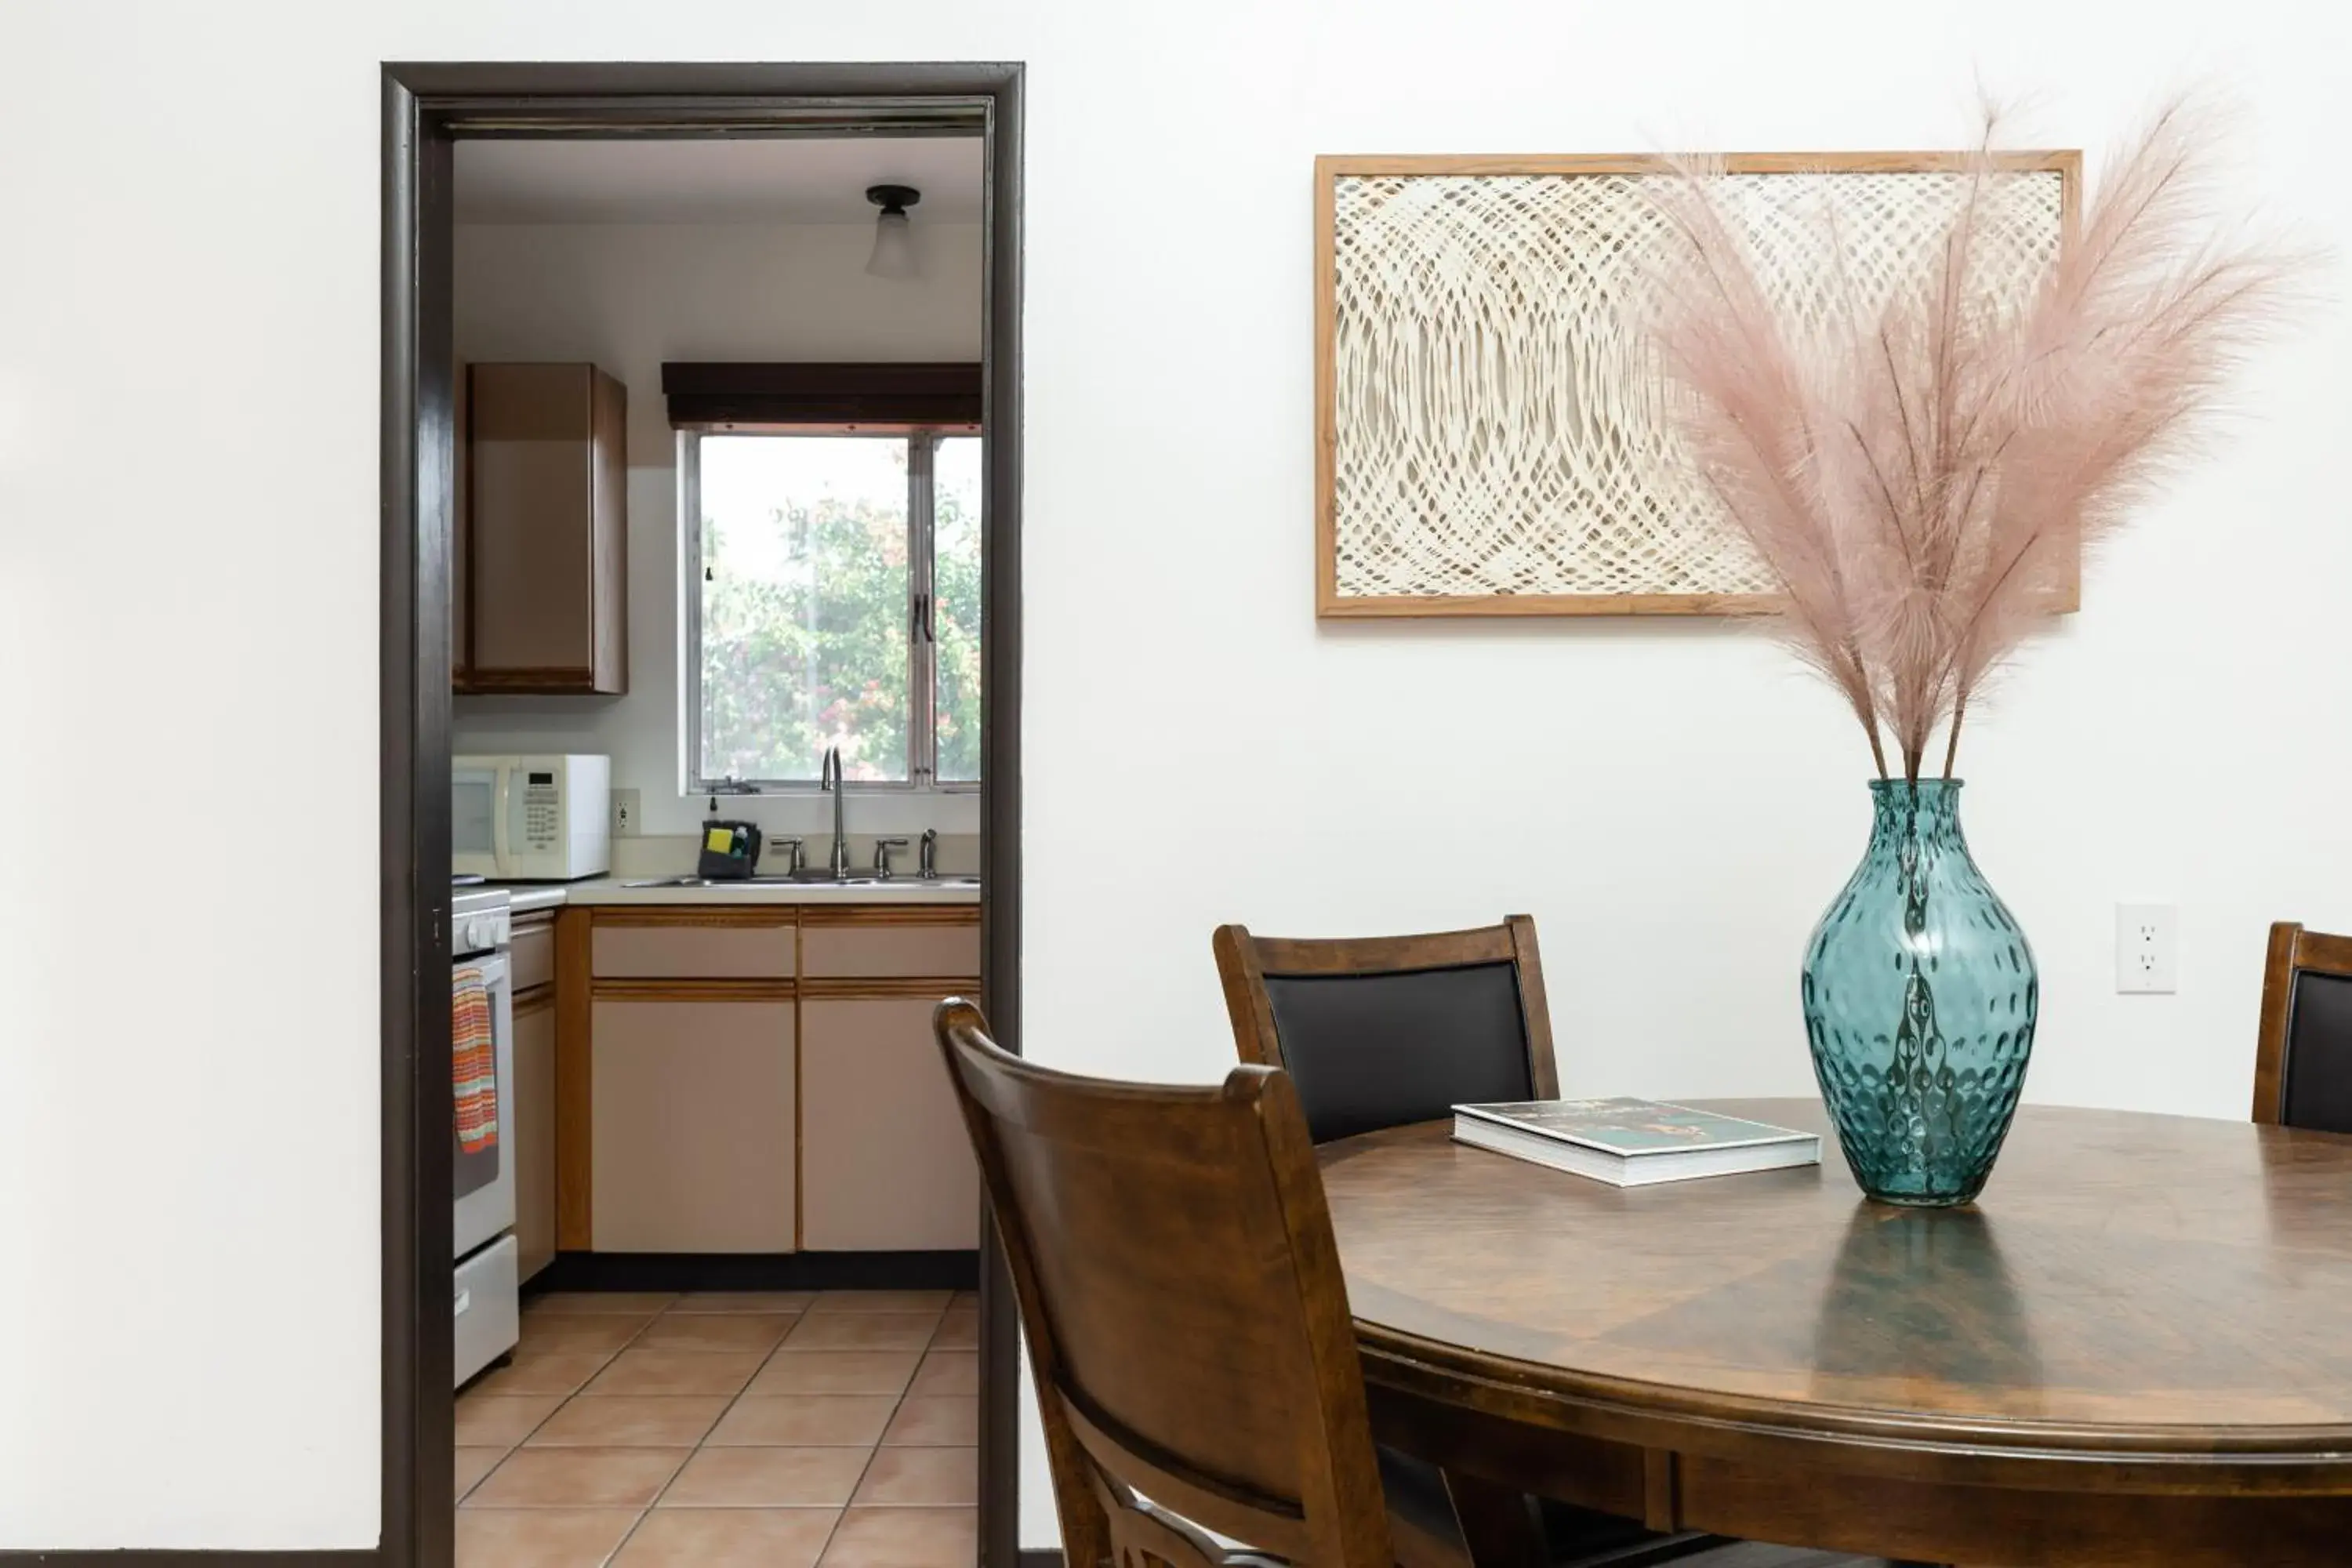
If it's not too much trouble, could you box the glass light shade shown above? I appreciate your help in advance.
[866,211,917,278]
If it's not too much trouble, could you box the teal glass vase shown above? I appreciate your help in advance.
[1802,779,2036,1207]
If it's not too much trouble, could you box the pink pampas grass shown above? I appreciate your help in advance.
[1648,100,2301,782]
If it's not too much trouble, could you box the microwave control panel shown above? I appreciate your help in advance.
[521,771,560,848]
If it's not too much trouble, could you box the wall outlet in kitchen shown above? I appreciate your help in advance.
[2115,903,2178,994]
[612,789,641,838]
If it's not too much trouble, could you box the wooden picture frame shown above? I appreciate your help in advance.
[1313,151,2083,619]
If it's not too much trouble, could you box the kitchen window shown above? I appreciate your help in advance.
[682,427,981,791]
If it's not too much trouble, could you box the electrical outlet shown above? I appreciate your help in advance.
[2115,903,2178,994]
[612,789,641,838]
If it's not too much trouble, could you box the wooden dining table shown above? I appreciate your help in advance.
[1318,1098,2352,1567]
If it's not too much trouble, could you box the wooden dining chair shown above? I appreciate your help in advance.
[1213,919,1739,1568]
[1212,917,1557,1145]
[931,998,1472,1568]
[2253,921,2352,1134]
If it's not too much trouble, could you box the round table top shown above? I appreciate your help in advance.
[1319,1099,2352,1472]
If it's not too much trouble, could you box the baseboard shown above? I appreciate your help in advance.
[536,1249,980,1293]
[1016,1552,1063,1568]
[0,1554,373,1566]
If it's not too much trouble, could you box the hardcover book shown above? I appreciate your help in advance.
[1452,1098,1821,1187]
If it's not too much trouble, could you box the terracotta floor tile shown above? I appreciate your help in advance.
[706,1395,897,1447]
[528,1291,678,1316]
[527,1395,731,1449]
[666,1290,817,1314]
[928,1309,978,1350]
[781,1313,941,1353]
[808,1290,952,1314]
[818,1506,978,1566]
[850,1446,977,1508]
[634,1312,797,1354]
[659,1446,872,1508]
[468,1446,686,1509]
[517,1315,658,1354]
[907,1350,978,1398]
[583,1348,764,1398]
[881,1396,978,1447]
[470,1349,620,1398]
[611,1507,840,1568]
[455,1446,506,1501]
[456,1507,641,1568]
[747,1351,921,1398]
[455,1392,567,1448]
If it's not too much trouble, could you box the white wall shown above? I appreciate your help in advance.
[3,0,2350,1551]
[451,220,985,839]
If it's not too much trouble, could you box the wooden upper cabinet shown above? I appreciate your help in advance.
[459,362,628,695]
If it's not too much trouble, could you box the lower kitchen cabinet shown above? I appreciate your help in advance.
[799,995,981,1251]
[511,989,558,1281]
[590,996,797,1253]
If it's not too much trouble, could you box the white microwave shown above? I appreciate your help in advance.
[452,754,612,880]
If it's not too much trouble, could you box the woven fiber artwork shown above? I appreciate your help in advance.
[1316,154,2076,616]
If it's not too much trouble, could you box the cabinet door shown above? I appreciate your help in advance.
[591,997,796,1253]
[799,996,980,1251]
[511,991,557,1282]
[466,363,626,694]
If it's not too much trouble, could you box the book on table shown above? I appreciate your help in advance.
[1451,1097,1821,1187]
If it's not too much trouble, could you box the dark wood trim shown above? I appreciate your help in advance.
[587,978,797,1001]
[539,1249,980,1293]
[553,906,595,1251]
[1016,1552,1065,1568]
[384,58,1025,1568]
[801,975,983,999]
[662,360,984,426]
[977,55,1028,1568]
[380,61,452,1568]
[800,902,982,927]
[453,665,603,694]
[584,905,797,928]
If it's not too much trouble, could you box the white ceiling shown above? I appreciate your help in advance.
[454,136,984,225]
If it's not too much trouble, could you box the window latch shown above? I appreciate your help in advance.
[913,592,935,644]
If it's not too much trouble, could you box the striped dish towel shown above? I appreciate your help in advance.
[453,967,499,1154]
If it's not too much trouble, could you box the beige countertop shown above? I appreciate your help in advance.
[492,877,980,909]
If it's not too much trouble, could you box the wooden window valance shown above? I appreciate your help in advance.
[662,361,983,429]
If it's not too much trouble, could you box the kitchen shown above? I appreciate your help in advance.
[441,133,988,1566]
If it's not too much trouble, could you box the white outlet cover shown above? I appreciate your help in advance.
[2114,902,2179,995]
[612,788,641,837]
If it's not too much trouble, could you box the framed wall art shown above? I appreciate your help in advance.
[1314,151,2082,618]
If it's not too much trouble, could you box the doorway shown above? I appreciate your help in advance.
[382,64,1024,1568]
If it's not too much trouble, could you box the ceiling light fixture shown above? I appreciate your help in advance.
[865,184,921,279]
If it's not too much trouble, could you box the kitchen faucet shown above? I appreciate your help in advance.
[819,744,851,877]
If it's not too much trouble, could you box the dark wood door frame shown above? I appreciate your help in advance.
[376,62,1025,1568]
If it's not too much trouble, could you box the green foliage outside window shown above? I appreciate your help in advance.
[695,434,979,787]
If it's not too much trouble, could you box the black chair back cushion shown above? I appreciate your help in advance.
[1262,960,1534,1145]
[2285,969,2352,1134]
